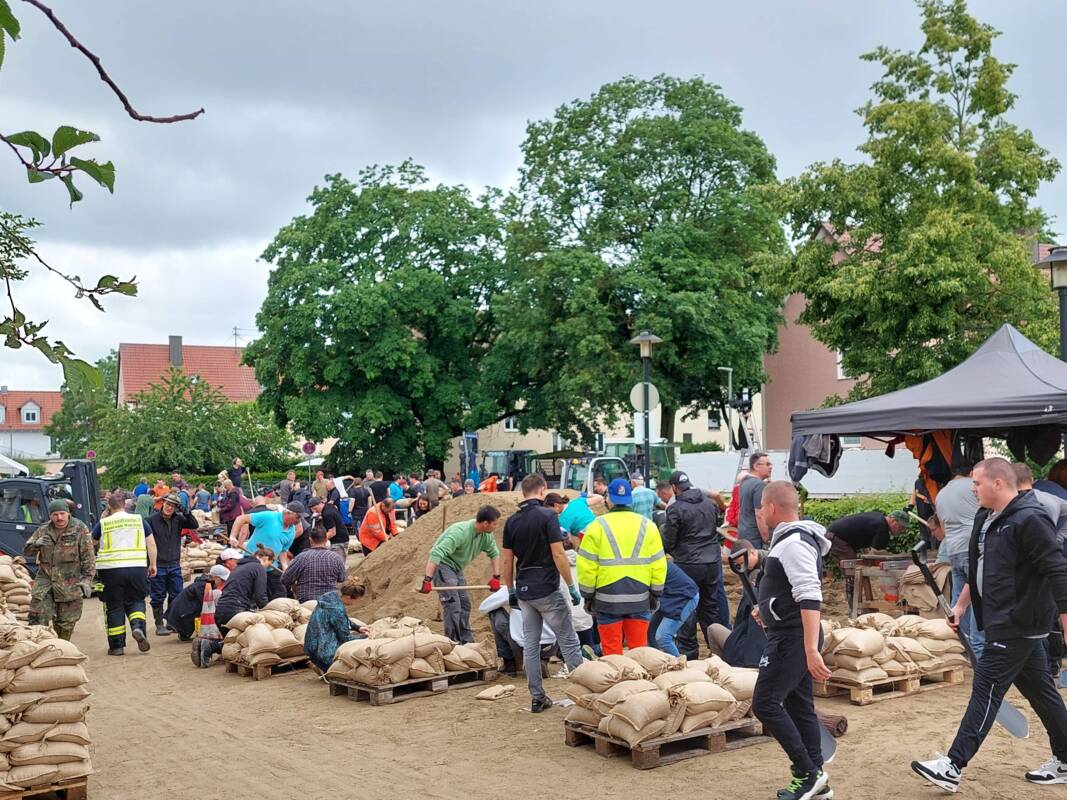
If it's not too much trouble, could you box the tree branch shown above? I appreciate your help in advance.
[20,0,205,123]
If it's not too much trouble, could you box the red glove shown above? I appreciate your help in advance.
[419,577,433,594]
[489,575,501,592]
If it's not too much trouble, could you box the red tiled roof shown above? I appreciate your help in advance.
[117,343,260,405]
[0,390,63,431]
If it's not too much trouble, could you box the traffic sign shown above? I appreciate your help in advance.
[302,441,316,456]
[629,382,660,412]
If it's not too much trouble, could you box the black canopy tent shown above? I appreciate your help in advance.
[791,324,1067,440]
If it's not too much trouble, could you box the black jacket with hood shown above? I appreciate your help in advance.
[969,490,1067,641]
[662,487,720,564]
[215,556,268,625]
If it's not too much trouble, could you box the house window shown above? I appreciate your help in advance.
[683,433,693,445]
[836,351,848,380]
[707,409,721,430]
[503,416,519,432]
[551,432,568,451]
[841,435,862,448]
[21,408,38,424]
[0,406,5,424]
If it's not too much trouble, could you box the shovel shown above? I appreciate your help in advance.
[727,551,839,764]
[910,542,1029,739]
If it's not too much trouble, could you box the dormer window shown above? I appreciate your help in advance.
[21,402,39,424]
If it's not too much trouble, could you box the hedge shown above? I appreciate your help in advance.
[100,469,304,492]
[805,493,918,553]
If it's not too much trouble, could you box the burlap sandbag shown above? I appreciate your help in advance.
[295,608,313,625]
[325,660,357,682]
[830,666,889,686]
[704,654,730,679]
[442,650,467,673]
[257,610,293,630]
[335,638,390,667]
[243,623,277,658]
[220,642,241,662]
[626,647,684,677]
[680,704,738,733]
[9,741,88,766]
[223,628,240,644]
[919,656,946,674]
[301,600,318,611]
[292,624,308,645]
[830,628,885,658]
[669,681,735,714]
[565,705,601,726]
[0,565,17,583]
[4,763,59,788]
[887,614,926,637]
[597,655,651,681]
[591,680,659,716]
[379,655,412,684]
[662,695,687,736]
[0,669,15,693]
[349,663,383,686]
[372,636,416,666]
[598,715,667,747]
[29,640,86,669]
[653,669,714,691]
[408,658,438,679]
[718,668,758,701]
[450,642,493,669]
[40,685,90,704]
[939,653,970,668]
[21,702,87,725]
[413,632,454,658]
[0,693,43,714]
[610,690,671,731]
[881,659,919,677]
[853,612,895,631]
[270,628,304,659]
[249,650,282,667]
[423,649,445,674]
[44,723,90,746]
[872,648,894,665]
[886,637,934,662]
[5,641,50,670]
[264,597,301,615]
[916,618,957,640]
[828,654,879,672]
[8,666,87,694]
[2,723,55,745]
[918,636,964,655]
[224,612,263,632]
[53,758,93,781]
[563,684,593,706]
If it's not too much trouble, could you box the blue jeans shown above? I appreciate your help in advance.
[519,589,583,703]
[654,596,700,657]
[715,570,730,628]
[948,553,984,660]
[149,563,184,617]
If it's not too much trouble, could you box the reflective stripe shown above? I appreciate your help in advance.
[597,518,624,561]
[593,518,660,566]
[596,592,651,604]
[107,625,126,635]
[98,512,148,569]
[596,554,664,567]
[631,518,648,559]
[129,611,146,621]
[650,583,665,592]
[578,583,596,594]
[576,548,599,563]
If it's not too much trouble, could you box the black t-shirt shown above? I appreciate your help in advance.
[350,486,372,516]
[321,503,347,544]
[828,511,890,551]
[370,480,390,503]
[502,499,564,601]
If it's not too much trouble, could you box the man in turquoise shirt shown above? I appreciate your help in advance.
[558,494,605,538]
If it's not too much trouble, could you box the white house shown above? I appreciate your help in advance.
[0,388,61,460]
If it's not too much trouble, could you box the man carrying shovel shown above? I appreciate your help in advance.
[912,457,1067,792]
[417,506,503,643]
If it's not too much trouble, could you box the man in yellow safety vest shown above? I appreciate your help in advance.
[92,492,158,656]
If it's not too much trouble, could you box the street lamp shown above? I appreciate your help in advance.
[1039,245,1067,451]
[629,330,662,483]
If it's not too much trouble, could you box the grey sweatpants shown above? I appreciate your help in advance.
[519,588,582,702]
[434,564,473,644]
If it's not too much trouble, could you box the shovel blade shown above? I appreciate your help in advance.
[995,699,1030,739]
[820,724,838,763]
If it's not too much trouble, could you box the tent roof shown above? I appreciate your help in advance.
[791,324,1067,437]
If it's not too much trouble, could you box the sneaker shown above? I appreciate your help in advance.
[581,645,597,661]
[106,647,124,657]
[553,664,571,679]
[199,640,215,668]
[132,628,150,653]
[1026,757,1067,784]
[911,754,961,793]
[531,696,554,714]
[779,770,829,800]
[778,777,833,800]
[190,637,202,667]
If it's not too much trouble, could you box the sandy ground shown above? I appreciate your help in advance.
[70,597,1067,800]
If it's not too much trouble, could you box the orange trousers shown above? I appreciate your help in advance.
[598,618,649,656]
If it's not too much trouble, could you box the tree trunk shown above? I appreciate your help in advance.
[659,403,675,443]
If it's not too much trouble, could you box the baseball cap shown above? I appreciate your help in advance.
[607,478,633,506]
[307,496,324,509]
[889,510,910,528]
[208,565,231,581]
[219,547,244,562]
[544,492,568,507]
[668,470,692,490]
[285,501,307,515]
[47,499,69,514]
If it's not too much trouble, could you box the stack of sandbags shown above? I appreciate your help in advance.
[0,627,93,789]
[564,656,679,746]
[0,558,33,621]
[845,613,966,676]
[220,598,314,667]
[822,627,889,685]
[898,563,951,614]
[180,541,225,579]
[325,623,491,686]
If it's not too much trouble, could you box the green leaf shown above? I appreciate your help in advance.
[5,130,50,163]
[0,0,19,40]
[61,358,103,393]
[69,157,115,192]
[60,174,84,207]
[26,168,53,184]
[0,30,6,71]
[51,126,99,159]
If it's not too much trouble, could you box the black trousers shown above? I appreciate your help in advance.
[752,631,823,774]
[674,561,721,660]
[100,567,148,649]
[266,570,287,601]
[949,636,1067,768]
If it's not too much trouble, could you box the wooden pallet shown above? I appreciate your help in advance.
[0,778,88,800]
[326,667,498,706]
[814,667,966,706]
[225,654,309,681]
[564,717,770,770]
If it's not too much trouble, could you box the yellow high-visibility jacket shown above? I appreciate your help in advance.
[576,509,666,616]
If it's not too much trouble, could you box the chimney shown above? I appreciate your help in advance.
[0,386,6,392]
[168,335,183,367]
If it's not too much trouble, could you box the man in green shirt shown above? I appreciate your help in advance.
[418,506,503,643]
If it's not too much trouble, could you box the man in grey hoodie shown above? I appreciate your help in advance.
[752,481,833,800]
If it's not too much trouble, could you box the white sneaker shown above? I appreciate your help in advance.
[911,754,961,793]
[1026,757,1067,784]
[552,664,570,679]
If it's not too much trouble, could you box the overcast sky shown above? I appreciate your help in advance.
[2,0,1065,390]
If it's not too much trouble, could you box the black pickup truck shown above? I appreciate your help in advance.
[0,459,100,558]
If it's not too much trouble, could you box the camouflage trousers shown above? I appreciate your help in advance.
[28,591,83,641]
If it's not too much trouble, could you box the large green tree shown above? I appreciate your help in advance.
[246,162,503,472]
[773,0,1060,399]
[91,369,294,477]
[44,349,117,457]
[475,75,786,442]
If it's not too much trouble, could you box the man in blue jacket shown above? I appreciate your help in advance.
[651,561,699,656]
[913,457,1067,793]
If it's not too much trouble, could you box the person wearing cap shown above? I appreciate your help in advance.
[25,499,96,641]
[191,564,230,667]
[576,477,667,656]
[92,491,157,655]
[825,509,910,565]
[418,506,503,643]
[166,564,230,643]
[231,501,305,599]
[662,469,723,660]
[146,493,199,635]
[281,525,347,604]
[217,547,244,572]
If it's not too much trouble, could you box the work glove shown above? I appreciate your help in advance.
[418,577,433,594]
[649,592,661,612]
[568,584,581,606]
[489,575,501,592]
[508,588,519,609]
[80,582,93,599]
[584,597,595,614]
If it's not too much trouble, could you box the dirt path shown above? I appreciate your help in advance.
[74,599,1063,800]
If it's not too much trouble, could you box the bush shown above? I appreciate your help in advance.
[680,441,724,454]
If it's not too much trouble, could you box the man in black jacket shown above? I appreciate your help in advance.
[913,457,1067,792]
[662,470,721,660]
[146,493,199,636]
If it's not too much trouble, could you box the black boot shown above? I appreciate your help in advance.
[502,658,517,677]
[107,647,124,656]
[153,609,171,636]
[132,627,151,652]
